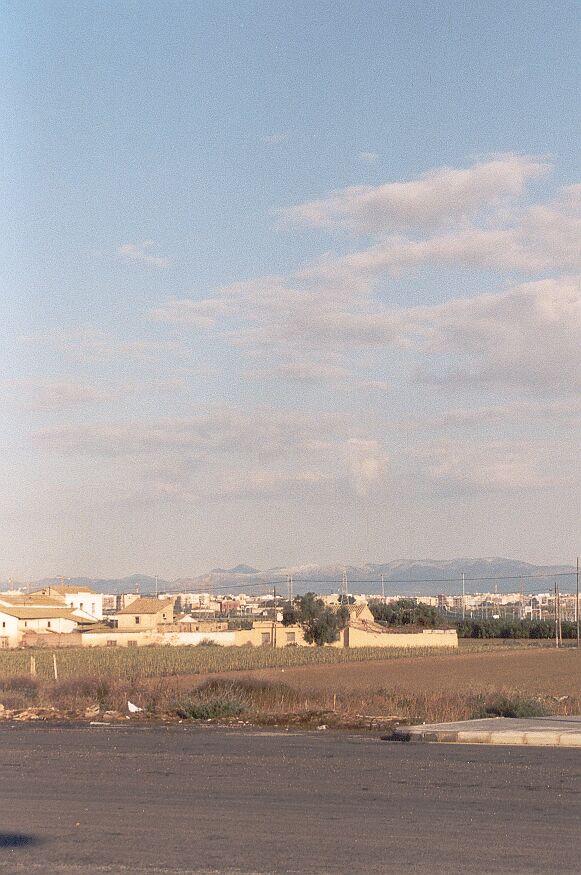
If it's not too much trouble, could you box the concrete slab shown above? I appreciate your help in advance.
[391,716,581,747]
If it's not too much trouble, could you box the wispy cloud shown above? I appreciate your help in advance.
[347,438,387,497]
[117,241,170,268]
[21,326,190,364]
[261,132,289,145]
[402,398,581,429]
[0,378,185,411]
[413,439,558,493]
[357,151,379,163]
[278,154,549,234]
[152,156,580,395]
[150,297,228,329]
[35,406,388,502]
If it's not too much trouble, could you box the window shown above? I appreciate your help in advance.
[1,622,5,628]
[261,632,271,645]
[135,616,140,624]
[47,622,51,629]
[106,640,117,647]
[286,632,296,644]
[0,638,8,649]
[127,640,137,648]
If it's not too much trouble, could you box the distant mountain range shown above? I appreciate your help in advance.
[3,558,577,597]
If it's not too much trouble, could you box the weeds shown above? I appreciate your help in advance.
[176,698,245,720]
[471,694,551,719]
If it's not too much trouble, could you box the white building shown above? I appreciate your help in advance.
[0,592,88,648]
[35,585,104,620]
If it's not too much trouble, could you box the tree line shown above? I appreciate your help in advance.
[455,618,578,639]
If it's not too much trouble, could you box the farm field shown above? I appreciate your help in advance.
[0,642,466,681]
[1,641,579,726]
[0,636,564,683]
[212,646,581,698]
[177,645,581,725]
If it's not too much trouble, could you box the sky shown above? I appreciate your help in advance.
[1,0,580,579]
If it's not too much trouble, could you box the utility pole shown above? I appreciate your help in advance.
[575,556,579,647]
[155,574,158,598]
[381,574,385,603]
[462,572,465,621]
[557,587,563,647]
[341,570,347,604]
[554,581,559,649]
[273,585,277,649]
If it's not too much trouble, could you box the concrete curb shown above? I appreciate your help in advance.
[389,716,581,747]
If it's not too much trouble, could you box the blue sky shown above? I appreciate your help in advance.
[1,1,579,579]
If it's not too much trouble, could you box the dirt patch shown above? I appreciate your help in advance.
[166,647,581,698]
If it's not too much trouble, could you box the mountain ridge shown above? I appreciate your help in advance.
[2,558,576,596]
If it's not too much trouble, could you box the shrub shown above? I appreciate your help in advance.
[472,695,551,719]
[176,697,245,720]
[49,677,111,709]
[0,676,39,699]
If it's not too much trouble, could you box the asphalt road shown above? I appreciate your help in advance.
[1,723,580,874]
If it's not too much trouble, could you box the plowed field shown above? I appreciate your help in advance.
[193,646,581,698]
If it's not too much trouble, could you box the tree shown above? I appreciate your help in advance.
[303,608,342,646]
[369,599,442,628]
[283,593,349,645]
[282,603,299,626]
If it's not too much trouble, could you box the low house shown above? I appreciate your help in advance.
[115,597,174,631]
[234,621,305,648]
[336,603,458,648]
[0,593,92,648]
[34,585,104,620]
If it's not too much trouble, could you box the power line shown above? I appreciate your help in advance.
[128,568,578,596]
[287,571,576,585]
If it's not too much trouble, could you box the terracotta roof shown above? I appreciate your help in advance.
[116,597,173,615]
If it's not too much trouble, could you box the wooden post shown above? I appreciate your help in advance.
[53,653,58,681]
[30,655,36,677]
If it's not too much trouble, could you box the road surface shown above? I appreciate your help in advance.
[0,723,580,874]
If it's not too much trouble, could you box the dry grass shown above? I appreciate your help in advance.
[1,640,578,727]
[1,672,549,726]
